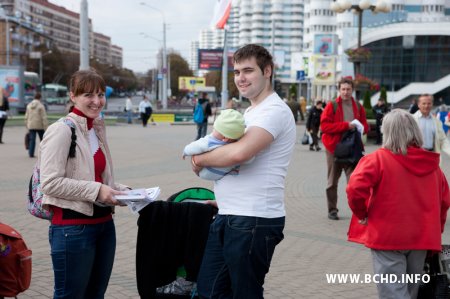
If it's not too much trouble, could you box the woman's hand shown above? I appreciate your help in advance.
[97,184,126,206]
[358,218,368,225]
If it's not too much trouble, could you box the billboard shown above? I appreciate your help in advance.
[312,55,336,85]
[0,66,24,108]
[178,77,206,91]
[313,34,338,55]
[198,49,234,71]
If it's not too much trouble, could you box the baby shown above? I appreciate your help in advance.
[183,109,253,180]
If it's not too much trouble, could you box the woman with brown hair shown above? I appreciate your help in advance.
[39,69,128,298]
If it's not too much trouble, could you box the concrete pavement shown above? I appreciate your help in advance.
[1,122,449,298]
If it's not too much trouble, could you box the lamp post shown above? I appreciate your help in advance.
[330,0,390,79]
[140,2,168,110]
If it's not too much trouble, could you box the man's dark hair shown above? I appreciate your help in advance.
[233,44,274,81]
[337,77,354,89]
[34,92,42,100]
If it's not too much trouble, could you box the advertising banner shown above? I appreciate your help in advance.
[198,49,234,71]
[178,77,205,91]
[313,34,338,55]
[312,55,336,85]
[0,66,24,107]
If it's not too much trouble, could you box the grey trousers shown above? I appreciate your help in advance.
[325,150,355,212]
[371,249,427,299]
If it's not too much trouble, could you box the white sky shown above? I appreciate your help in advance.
[49,0,216,73]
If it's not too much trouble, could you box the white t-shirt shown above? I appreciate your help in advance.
[214,92,296,218]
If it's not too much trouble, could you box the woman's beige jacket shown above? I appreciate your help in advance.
[39,112,127,216]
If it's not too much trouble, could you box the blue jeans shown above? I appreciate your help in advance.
[49,220,116,299]
[197,215,285,299]
[28,129,44,157]
[126,110,132,124]
[196,122,208,140]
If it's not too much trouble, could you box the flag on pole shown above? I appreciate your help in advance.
[210,0,232,29]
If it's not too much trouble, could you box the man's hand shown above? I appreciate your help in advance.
[349,123,356,130]
[191,155,202,176]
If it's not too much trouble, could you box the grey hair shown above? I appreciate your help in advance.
[440,104,447,112]
[381,109,423,155]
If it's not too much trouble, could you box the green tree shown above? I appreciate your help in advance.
[289,84,297,99]
[363,90,374,119]
[168,52,193,97]
[204,71,239,99]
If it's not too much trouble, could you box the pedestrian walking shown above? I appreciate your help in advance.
[39,69,128,299]
[346,109,450,299]
[306,99,323,151]
[372,98,388,145]
[139,95,152,127]
[25,92,48,157]
[320,77,369,220]
[194,92,212,140]
[299,96,306,121]
[0,88,8,144]
[192,44,296,299]
[125,96,133,124]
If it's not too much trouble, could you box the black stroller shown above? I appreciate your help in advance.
[136,187,216,299]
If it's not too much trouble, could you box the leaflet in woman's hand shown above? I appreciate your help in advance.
[115,187,160,203]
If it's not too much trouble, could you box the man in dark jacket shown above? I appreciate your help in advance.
[306,100,323,151]
[372,98,388,145]
[195,93,212,140]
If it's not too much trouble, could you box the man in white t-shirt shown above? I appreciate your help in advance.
[192,44,296,299]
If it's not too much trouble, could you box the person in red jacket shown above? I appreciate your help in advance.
[320,77,368,220]
[346,109,450,299]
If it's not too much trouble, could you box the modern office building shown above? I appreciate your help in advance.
[191,0,304,84]
[302,0,450,104]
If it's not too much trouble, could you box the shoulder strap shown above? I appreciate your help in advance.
[62,118,77,158]
[332,100,338,114]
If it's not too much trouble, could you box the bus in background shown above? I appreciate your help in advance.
[42,83,68,105]
[24,71,40,105]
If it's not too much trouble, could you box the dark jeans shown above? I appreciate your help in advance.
[196,122,208,140]
[28,129,44,157]
[0,117,6,142]
[197,215,285,299]
[49,220,116,299]
[141,113,150,127]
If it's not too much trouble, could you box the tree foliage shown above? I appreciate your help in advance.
[204,71,239,99]
[363,90,374,119]
[168,52,193,97]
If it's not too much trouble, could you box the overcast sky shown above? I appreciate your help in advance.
[50,0,216,73]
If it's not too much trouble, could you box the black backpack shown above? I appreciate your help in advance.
[334,128,364,165]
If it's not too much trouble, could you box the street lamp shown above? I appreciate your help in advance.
[140,2,168,110]
[330,0,391,79]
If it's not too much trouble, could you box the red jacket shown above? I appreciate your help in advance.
[320,96,369,153]
[346,147,450,251]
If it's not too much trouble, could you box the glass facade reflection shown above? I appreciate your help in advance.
[361,35,450,102]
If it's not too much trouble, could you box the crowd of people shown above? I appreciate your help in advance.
[1,43,449,299]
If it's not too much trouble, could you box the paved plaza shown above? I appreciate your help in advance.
[1,122,449,298]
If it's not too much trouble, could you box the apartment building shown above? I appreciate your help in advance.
[0,0,123,67]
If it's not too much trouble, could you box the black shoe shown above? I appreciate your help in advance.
[328,211,339,220]
[309,146,314,151]
[316,147,321,151]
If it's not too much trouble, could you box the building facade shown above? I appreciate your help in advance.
[0,0,123,68]
[191,0,304,84]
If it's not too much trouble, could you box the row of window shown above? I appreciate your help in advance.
[423,5,445,13]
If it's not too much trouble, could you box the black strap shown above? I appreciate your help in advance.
[68,126,76,158]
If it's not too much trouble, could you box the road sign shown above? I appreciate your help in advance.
[157,74,163,80]
[296,70,305,81]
